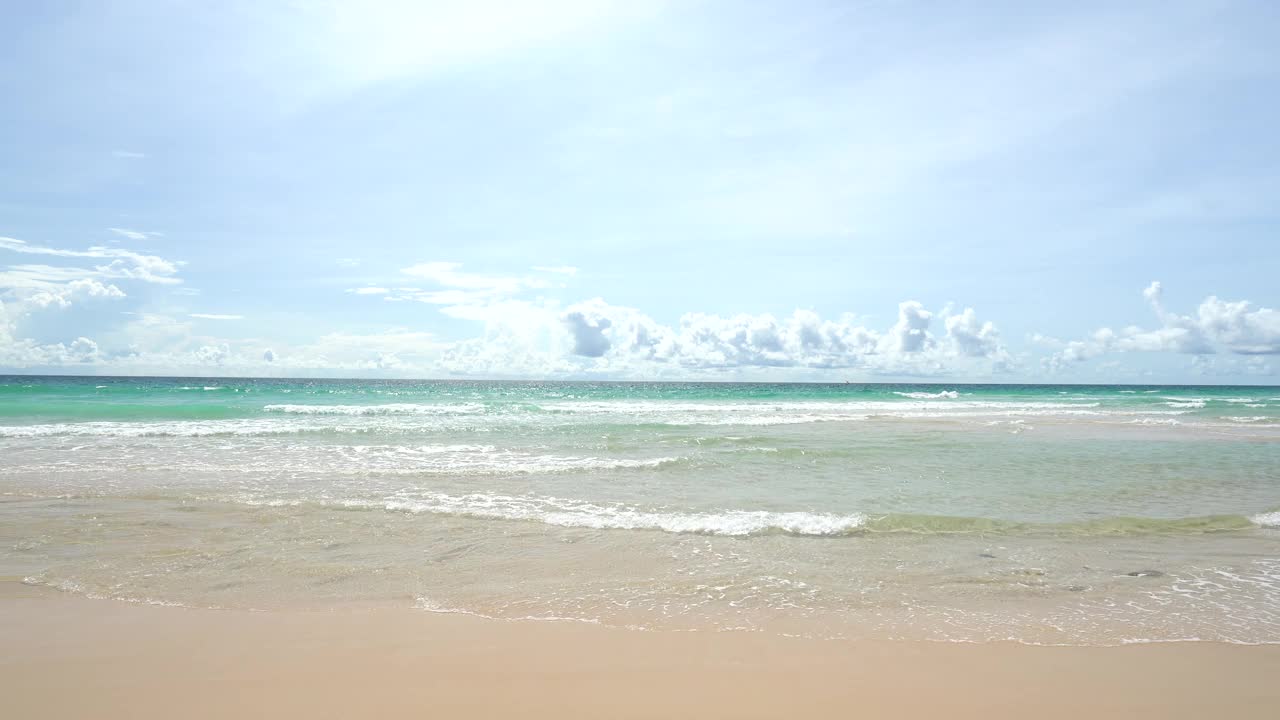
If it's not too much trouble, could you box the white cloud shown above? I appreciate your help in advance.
[521,297,1004,376]
[108,228,162,241]
[0,264,105,290]
[1191,296,1280,355]
[41,285,1005,378]
[945,307,1005,360]
[0,236,184,285]
[0,257,130,369]
[336,258,362,268]
[885,301,934,354]
[347,287,390,295]
[111,150,146,159]
[68,337,100,362]
[1048,282,1280,371]
[13,269,1270,381]
[0,296,106,366]
[26,279,126,310]
[426,295,1012,379]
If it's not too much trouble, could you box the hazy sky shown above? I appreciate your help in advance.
[2,0,1278,381]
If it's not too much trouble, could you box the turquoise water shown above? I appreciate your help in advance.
[2,376,1278,644]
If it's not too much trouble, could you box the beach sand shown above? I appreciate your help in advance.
[3,581,1278,719]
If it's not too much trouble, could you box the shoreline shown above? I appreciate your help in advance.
[5,582,1279,719]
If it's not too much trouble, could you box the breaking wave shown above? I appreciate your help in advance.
[336,492,870,536]
[244,492,1280,538]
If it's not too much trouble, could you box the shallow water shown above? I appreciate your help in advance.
[2,376,1278,644]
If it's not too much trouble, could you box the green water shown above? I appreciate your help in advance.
[1,376,1278,644]
[2,376,1277,422]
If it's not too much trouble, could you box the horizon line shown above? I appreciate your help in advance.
[0,372,1276,388]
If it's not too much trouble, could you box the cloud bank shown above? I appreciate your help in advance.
[1,243,1274,380]
[1045,282,1280,372]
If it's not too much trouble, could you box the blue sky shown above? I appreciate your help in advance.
[2,0,1278,381]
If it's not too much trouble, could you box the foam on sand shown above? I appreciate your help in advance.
[363,492,869,536]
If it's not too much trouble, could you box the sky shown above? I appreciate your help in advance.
[1,0,1278,382]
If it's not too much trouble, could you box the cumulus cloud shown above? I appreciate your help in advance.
[1192,297,1280,354]
[0,237,183,369]
[338,282,1014,379]
[26,279,126,310]
[886,301,934,353]
[27,264,1273,381]
[945,307,1003,358]
[68,337,100,362]
[0,252,134,368]
[537,297,1008,376]
[561,302,613,357]
[1048,282,1280,371]
[0,299,106,366]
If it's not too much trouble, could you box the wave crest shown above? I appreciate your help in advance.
[358,493,868,537]
[302,493,1277,538]
[1252,511,1280,529]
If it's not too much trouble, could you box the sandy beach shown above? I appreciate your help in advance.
[3,581,1278,719]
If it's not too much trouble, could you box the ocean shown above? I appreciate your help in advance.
[2,376,1277,644]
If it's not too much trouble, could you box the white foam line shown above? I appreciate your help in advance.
[361,493,868,537]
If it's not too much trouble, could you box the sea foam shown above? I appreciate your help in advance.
[263,403,486,415]
[366,492,868,537]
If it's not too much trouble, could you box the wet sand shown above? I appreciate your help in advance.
[3,582,1278,719]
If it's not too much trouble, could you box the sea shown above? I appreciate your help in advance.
[2,376,1277,645]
